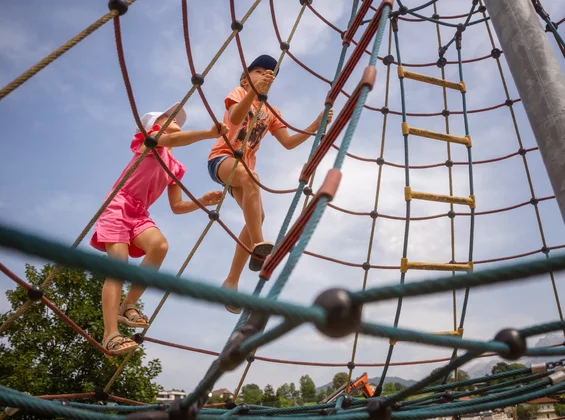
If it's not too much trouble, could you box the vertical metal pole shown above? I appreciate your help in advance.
[484,0,565,224]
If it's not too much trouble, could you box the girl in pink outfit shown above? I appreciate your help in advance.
[90,102,228,356]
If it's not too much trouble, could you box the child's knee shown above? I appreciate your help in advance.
[150,238,169,257]
[242,174,260,193]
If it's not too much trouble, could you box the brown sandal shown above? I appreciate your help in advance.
[102,332,138,357]
[118,303,149,328]
[249,242,274,272]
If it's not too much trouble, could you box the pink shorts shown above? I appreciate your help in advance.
[90,192,157,258]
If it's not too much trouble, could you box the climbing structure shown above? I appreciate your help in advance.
[1,0,565,419]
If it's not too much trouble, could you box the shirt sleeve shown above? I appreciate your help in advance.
[130,124,162,153]
[168,163,187,186]
[269,106,287,135]
[224,87,246,111]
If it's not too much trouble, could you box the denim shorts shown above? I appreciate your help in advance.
[207,155,233,197]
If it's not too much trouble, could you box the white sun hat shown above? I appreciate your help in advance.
[137,102,187,132]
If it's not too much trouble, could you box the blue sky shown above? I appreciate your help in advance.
[2,0,565,395]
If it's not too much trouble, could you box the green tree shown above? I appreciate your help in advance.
[382,383,397,395]
[394,382,406,391]
[428,368,451,387]
[555,403,565,416]
[0,264,162,418]
[453,370,475,391]
[278,397,293,408]
[316,387,329,402]
[299,375,316,400]
[276,383,291,400]
[517,404,539,420]
[490,362,527,384]
[333,372,349,391]
[289,382,300,400]
[241,384,263,405]
[207,395,224,404]
[263,384,276,406]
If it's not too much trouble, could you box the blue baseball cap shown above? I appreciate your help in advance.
[247,54,279,75]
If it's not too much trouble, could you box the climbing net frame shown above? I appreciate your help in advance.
[1,0,565,419]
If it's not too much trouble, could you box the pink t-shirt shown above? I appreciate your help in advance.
[109,124,186,209]
[208,86,286,171]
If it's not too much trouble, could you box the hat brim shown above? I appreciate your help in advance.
[161,102,187,128]
[247,55,278,75]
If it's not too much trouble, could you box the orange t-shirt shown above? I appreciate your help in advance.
[208,86,286,171]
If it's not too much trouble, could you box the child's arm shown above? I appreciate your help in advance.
[168,185,223,214]
[228,71,275,125]
[273,109,333,150]
[158,123,229,148]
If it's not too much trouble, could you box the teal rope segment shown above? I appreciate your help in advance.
[51,401,161,413]
[359,322,508,354]
[386,351,478,406]
[379,19,410,389]
[274,180,307,245]
[221,405,245,416]
[182,365,222,408]
[274,0,358,247]
[406,10,489,28]
[267,196,330,300]
[232,279,266,331]
[395,381,565,420]
[0,368,561,419]
[519,319,565,336]
[0,224,326,324]
[542,19,565,50]
[406,0,438,14]
[350,251,565,303]
[268,6,390,301]
[333,85,371,170]
[405,371,553,411]
[527,346,565,356]
[409,366,531,398]
[0,386,110,420]
[415,379,549,414]
[446,11,477,381]
[239,319,299,353]
[5,222,565,353]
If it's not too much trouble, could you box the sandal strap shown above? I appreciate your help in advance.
[103,333,133,351]
[119,304,148,322]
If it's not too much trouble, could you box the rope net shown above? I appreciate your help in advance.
[1,0,565,419]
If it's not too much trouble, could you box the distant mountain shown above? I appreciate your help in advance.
[464,332,563,379]
[316,375,418,392]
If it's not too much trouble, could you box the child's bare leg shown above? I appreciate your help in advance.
[223,187,266,289]
[223,225,252,290]
[103,243,136,351]
[122,228,168,322]
[217,158,264,246]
